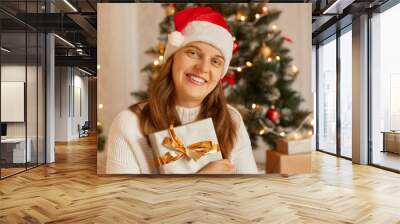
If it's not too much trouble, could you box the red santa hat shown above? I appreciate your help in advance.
[163,6,234,77]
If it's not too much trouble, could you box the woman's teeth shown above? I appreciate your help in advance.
[186,73,207,86]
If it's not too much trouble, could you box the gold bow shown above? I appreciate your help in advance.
[157,124,220,166]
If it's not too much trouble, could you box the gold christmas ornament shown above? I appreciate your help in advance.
[157,42,165,54]
[165,5,175,16]
[236,11,246,21]
[260,43,272,58]
[151,72,159,81]
[262,5,269,14]
[258,4,269,14]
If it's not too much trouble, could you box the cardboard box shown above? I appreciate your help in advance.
[266,150,311,174]
[276,138,313,154]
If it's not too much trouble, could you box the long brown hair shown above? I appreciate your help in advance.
[130,56,237,159]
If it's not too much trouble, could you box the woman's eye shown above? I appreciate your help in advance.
[186,50,199,58]
[212,59,223,67]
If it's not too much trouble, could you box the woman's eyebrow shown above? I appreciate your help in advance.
[214,55,225,62]
[184,45,201,51]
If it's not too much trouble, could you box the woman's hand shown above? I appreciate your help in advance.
[196,159,235,174]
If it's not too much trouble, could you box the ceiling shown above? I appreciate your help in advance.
[0,0,394,74]
[1,0,97,73]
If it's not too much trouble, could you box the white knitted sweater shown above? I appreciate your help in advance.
[105,104,258,174]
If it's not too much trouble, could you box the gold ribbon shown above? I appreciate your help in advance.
[157,124,220,166]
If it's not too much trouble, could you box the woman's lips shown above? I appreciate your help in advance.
[185,73,207,86]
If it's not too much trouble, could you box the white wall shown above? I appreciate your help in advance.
[269,3,313,111]
[54,67,89,141]
[98,4,163,138]
[55,67,69,141]
[97,4,165,173]
[73,74,89,137]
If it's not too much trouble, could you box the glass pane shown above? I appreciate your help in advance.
[1,30,27,177]
[26,0,39,170]
[371,4,400,171]
[317,37,337,154]
[340,29,352,158]
[27,31,38,169]
[38,32,45,165]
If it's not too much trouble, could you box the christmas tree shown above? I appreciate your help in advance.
[133,3,313,148]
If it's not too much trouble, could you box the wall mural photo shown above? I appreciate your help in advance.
[97,3,312,175]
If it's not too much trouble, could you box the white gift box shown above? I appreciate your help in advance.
[148,118,223,174]
[276,137,313,155]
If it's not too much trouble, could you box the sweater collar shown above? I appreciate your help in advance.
[175,105,201,124]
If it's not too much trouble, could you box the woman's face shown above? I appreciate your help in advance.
[172,41,225,107]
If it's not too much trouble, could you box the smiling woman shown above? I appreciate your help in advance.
[104,6,258,174]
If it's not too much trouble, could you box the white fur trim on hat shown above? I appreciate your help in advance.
[168,31,185,47]
[164,21,233,77]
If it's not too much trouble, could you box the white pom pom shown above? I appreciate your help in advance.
[168,31,184,47]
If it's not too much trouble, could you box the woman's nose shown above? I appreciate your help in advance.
[195,59,210,74]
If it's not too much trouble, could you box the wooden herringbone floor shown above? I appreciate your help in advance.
[1,135,400,224]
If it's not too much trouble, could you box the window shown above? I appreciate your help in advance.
[370,3,400,171]
[317,36,337,155]
[316,26,353,159]
[339,28,352,158]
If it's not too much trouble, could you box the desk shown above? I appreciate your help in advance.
[1,138,31,163]
[382,131,400,154]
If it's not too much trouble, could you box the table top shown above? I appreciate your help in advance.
[381,131,400,134]
[1,138,29,143]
